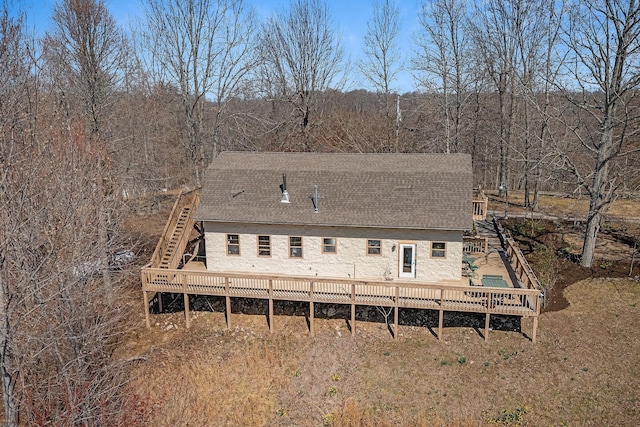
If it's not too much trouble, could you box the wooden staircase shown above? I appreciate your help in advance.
[149,190,200,270]
[159,205,192,268]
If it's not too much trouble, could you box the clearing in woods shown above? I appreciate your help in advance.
[119,192,640,426]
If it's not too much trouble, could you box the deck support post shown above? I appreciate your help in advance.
[224,277,231,329]
[157,292,163,313]
[393,287,399,340]
[184,293,190,328]
[393,306,399,340]
[268,279,274,334]
[532,316,538,343]
[350,284,356,336]
[484,313,491,342]
[351,304,356,337]
[225,295,231,329]
[143,291,151,329]
[309,282,314,336]
[438,289,444,340]
[309,301,314,336]
[182,273,190,328]
[484,295,491,342]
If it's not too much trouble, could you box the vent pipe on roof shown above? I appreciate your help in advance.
[281,174,290,203]
[313,185,319,213]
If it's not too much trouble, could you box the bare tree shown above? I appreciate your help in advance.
[44,0,130,297]
[1,119,134,425]
[46,0,127,136]
[358,0,403,151]
[139,0,256,187]
[469,0,519,195]
[0,5,136,425]
[508,0,550,208]
[0,7,31,425]
[413,0,472,155]
[529,0,566,209]
[258,0,345,148]
[554,0,640,267]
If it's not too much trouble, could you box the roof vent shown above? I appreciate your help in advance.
[313,185,319,213]
[280,173,290,203]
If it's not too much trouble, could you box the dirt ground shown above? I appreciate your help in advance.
[503,216,640,313]
[119,192,640,426]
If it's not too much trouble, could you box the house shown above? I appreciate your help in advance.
[193,152,473,284]
[142,151,542,341]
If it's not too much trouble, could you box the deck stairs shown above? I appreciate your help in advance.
[159,206,192,269]
[474,219,502,251]
[149,190,200,270]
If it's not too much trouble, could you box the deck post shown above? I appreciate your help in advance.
[394,306,399,340]
[484,294,491,342]
[351,304,356,336]
[157,291,163,313]
[225,277,231,329]
[484,313,491,342]
[268,279,274,334]
[184,293,190,328]
[531,293,541,343]
[182,273,190,328]
[393,286,399,340]
[438,289,444,340]
[351,284,356,336]
[309,301,314,336]
[309,282,314,336]
[143,291,151,329]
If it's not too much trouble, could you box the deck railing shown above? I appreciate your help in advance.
[472,193,488,221]
[165,191,199,270]
[149,190,200,268]
[141,267,541,341]
[504,238,542,292]
[492,217,543,301]
[463,236,489,254]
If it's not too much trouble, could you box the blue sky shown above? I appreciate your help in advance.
[14,0,419,93]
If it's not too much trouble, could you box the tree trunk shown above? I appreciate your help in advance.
[0,271,18,427]
[581,126,612,267]
[1,343,17,427]
[581,207,601,268]
[498,87,507,196]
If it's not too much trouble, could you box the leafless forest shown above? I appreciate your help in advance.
[1,0,640,425]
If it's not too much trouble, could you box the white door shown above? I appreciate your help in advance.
[399,244,416,278]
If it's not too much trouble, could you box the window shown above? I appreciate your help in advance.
[322,238,337,254]
[431,242,446,258]
[367,239,381,255]
[289,236,303,258]
[226,234,240,255]
[257,235,271,257]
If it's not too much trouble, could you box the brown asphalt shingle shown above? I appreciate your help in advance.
[194,152,473,230]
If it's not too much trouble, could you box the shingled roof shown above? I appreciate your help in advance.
[194,152,473,230]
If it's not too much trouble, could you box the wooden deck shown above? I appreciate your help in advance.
[141,191,542,342]
[141,266,541,342]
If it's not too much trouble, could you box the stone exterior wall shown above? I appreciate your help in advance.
[202,222,463,283]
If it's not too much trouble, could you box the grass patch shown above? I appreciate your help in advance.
[484,405,528,426]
